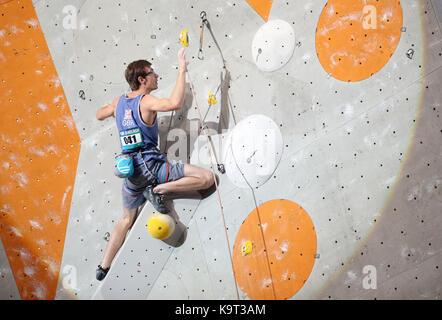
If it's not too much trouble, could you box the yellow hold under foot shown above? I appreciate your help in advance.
[147,213,175,240]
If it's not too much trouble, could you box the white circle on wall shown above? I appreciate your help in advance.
[252,19,296,72]
[223,115,283,189]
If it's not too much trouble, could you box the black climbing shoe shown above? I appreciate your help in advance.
[96,265,109,281]
[143,186,170,214]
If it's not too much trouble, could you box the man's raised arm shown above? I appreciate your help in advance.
[142,48,187,113]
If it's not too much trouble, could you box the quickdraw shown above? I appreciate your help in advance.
[169,12,234,174]
[198,11,226,68]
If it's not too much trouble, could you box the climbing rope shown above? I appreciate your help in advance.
[229,142,278,300]
[186,69,240,300]
[162,12,243,298]
[195,10,275,299]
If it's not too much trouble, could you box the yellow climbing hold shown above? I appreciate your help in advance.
[179,30,189,47]
[147,213,175,240]
[241,240,253,256]
[208,92,217,105]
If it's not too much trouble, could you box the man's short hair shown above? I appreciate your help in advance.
[125,60,152,91]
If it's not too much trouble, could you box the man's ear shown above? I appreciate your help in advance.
[138,75,145,87]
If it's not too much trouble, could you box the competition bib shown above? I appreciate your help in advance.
[120,127,144,151]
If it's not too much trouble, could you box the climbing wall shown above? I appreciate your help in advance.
[0,0,441,300]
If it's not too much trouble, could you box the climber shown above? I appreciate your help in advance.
[94,48,215,280]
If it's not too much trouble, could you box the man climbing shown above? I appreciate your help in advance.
[94,48,215,280]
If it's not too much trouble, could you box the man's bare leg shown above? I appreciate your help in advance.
[99,207,138,270]
[153,163,214,194]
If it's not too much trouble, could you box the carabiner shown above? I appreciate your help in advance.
[200,11,207,21]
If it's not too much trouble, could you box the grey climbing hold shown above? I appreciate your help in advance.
[104,232,110,241]
[401,27,406,32]
[406,48,414,59]
[314,253,320,259]
[79,90,86,100]
[256,48,262,62]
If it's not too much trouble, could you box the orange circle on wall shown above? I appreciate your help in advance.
[232,199,317,300]
[315,0,403,82]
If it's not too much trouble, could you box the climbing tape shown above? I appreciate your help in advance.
[229,142,278,300]
[187,67,240,300]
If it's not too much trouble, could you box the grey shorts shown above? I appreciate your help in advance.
[122,158,185,209]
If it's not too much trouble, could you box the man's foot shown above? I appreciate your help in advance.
[143,185,170,214]
[96,265,109,281]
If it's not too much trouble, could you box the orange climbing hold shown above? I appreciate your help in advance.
[246,0,274,21]
[233,200,317,300]
[316,0,403,82]
[0,0,80,299]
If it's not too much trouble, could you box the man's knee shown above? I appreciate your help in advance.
[120,211,137,229]
[119,217,132,229]
[202,170,214,189]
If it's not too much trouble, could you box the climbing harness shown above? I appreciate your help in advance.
[114,148,162,185]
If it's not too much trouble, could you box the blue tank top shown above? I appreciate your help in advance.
[115,94,165,164]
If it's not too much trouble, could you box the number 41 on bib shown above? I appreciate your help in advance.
[120,127,144,151]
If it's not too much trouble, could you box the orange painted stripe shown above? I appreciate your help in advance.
[246,0,274,21]
[0,0,80,300]
[233,200,317,300]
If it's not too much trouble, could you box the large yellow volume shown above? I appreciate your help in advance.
[147,213,175,240]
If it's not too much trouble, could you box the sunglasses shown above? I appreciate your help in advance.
[145,69,156,77]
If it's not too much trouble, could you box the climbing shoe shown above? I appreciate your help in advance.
[143,185,170,214]
[96,265,110,281]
